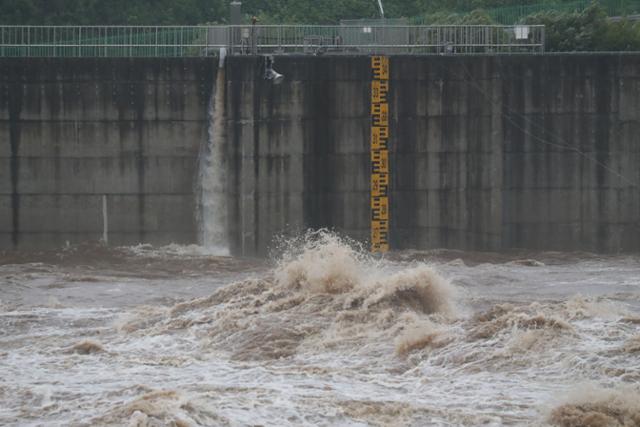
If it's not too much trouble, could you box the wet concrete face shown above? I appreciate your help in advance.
[8,64,22,248]
[227,54,640,256]
[0,58,215,249]
[1,55,639,254]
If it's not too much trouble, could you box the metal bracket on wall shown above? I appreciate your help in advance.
[370,55,389,253]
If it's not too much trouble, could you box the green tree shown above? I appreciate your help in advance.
[521,2,640,51]
[241,0,378,24]
[0,0,226,25]
[418,8,495,24]
[523,3,606,51]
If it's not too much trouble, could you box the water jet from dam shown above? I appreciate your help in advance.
[198,55,228,255]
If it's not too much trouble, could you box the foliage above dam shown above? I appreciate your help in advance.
[3,0,640,51]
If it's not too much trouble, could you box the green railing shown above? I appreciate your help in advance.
[0,25,545,57]
[0,26,213,57]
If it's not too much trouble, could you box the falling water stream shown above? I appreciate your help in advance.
[198,54,228,255]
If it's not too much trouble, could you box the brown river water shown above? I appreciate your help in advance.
[1,231,639,426]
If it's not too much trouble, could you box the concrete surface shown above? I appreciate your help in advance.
[1,54,638,254]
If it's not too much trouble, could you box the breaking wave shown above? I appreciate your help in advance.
[119,231,457,361]
[3,231,639,426]
[469,303,573,341]
[66,339,106,355]
[549,384,640,427]
[92,388,229,427]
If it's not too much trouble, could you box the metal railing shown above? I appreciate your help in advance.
[0,25,545,57]
[0,26,212,57]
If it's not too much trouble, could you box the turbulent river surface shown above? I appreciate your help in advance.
[1,232,640,427]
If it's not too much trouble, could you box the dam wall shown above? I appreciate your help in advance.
[1,55,639,253]
[228,54,640,254]
[0,58,215,248]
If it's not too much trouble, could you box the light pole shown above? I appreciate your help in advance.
[376,0,385,18]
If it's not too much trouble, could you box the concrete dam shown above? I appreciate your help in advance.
[1,54,639,255]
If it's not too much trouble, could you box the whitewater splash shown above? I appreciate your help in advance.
[549,384,640,427]
[1,232,640,426]
[197,64,228,255]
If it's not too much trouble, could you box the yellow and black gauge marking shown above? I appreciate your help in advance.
[371,149,389,174]
[371,102,388,127]
[371,220,390,253]
[371,126,388,151]
[370,56,389,253]
[371,196,389,221]
[371,80,388,104]
[371,56,389,80]
[371,173,388,198]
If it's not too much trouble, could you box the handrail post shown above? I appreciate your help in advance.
[226,26,230,54]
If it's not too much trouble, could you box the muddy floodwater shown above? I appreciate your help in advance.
[1,233,640,426]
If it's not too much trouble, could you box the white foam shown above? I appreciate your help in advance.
[2,235,640,426]
[126,243,229,258]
